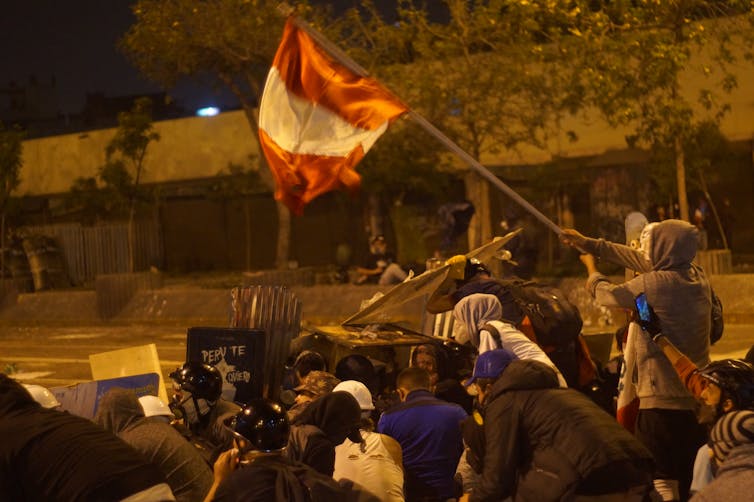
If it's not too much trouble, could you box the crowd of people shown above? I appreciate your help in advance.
[2,219,754,501]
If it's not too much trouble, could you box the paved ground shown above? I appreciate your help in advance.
[0,325,188,387]
[1,323,752,389]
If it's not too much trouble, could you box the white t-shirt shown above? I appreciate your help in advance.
[334,430,404,502]
[480,320,568,388]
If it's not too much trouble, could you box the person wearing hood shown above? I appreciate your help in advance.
[94,388,214,502]
[207,398,366,502]
[333,380,405,502]
[0,373,174,502]
[452,293,567,388]
[562,219,711,501]
[286,391,364,477]
[459,351,654,502]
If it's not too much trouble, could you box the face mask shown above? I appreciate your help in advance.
[175,394,211,426]
[639,223,657,263]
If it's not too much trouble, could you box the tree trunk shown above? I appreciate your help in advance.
[127,203,136,273]
[675,136,689,222]
[239,104,290,270]
[244,198,252,271]
[275,201,291,270]
[464,171,492,250]
[1,213,5,280]
[366,192,384,238]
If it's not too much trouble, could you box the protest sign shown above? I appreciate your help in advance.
[51,373,160,419]
[187,327,265,404]
[89,343,168,402]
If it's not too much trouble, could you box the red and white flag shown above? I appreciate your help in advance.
[258,19,408,214]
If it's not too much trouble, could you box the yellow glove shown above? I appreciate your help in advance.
[445,255,467,280]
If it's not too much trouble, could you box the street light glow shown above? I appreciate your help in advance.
[196,107,220,117]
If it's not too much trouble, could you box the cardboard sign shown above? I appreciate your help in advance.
[50,373,160,419]
[186,327,265,404]
[89,343,168,402]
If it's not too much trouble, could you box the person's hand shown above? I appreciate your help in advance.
[446,255,467,280]
[458,493,471,502]
[560,228,587,249]
[212,448,239,484]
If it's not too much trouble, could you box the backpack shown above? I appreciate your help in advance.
[501,280,583,347]
[710,287,724,345]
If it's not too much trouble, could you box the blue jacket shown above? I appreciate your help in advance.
[378,389,467,500]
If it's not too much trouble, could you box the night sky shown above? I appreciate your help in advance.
[0,1,399,117]
[1,1,162,115]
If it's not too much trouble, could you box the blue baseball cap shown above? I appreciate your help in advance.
[464,349,518,387]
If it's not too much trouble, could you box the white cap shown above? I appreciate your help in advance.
[138,395,175,418]
[23,384,61,409]
[333,380,374,411]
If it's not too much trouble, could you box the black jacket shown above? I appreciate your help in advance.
[0,375,167,502]
[471,360,653,502]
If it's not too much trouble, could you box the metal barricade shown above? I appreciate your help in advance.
[230,285,302,400]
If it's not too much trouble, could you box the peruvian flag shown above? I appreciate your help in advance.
[616,322,641,432]
[258,19,408,214]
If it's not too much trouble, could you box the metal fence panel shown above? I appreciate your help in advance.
[230,285,302,400]
[22,221,162,285]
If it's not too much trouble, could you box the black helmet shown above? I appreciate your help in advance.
[227,399,290,452]
[170,362,223,402]
[698,359,754,410]
[464,258,490,281]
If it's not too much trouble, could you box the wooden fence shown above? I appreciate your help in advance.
[22,221,163,286]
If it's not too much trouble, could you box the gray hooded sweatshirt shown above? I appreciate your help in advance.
[94,388,213,502]
[583,219,711,410]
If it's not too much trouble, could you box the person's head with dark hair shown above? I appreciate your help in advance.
[411,344,450,386]
[0,373,38,415]
[335,354,377,393]
[698,359,754,417]
[396,367,431,402]
[94,388,144,434]
[293,350,328,380]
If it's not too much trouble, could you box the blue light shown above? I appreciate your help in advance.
[196,106,220,117]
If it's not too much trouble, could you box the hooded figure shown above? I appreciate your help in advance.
[0,374,172,502]
[567,220,711,405]
[562,219,711,501]
[453,293,567,387]
[94,388,213,502]
[287,391,363,476]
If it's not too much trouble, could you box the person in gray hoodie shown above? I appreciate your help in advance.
[95,388,214,502]
[562,219,711,502]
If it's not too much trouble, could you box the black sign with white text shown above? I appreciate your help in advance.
[186,327,266,405]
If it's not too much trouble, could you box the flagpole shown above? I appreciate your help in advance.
[406,111,563,236]
[281,6,564,237]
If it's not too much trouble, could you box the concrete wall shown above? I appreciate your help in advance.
[19,110,259,196]
[18,45,754,197]
[2,275,752,327]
